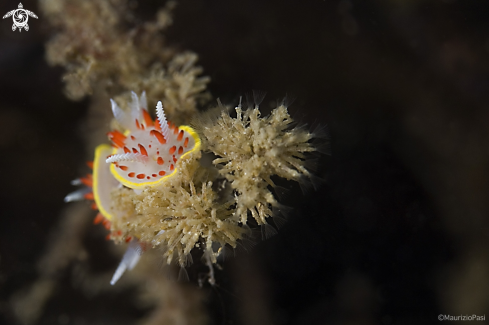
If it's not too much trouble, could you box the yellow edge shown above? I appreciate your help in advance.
[93,144,114,220]
[110,125,202,189]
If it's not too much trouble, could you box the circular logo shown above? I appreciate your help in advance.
[2,3,38,32]
[13,10,28,28]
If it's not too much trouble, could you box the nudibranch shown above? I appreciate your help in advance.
[65,91,201,284]
[106,92,200,191]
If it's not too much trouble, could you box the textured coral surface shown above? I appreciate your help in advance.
[197,103,317,225]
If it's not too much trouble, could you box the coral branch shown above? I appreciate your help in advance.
[196,102,319,225]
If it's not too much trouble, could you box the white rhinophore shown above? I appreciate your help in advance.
[156,101,170,140]
[106,153,148,164]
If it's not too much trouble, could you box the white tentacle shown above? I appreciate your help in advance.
[106,153,148,164]
[156,101,170,140]
[110,240,143,285]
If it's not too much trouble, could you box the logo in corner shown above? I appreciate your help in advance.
[3,3,37,32]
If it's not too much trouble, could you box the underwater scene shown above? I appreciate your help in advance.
[1,0,489,324]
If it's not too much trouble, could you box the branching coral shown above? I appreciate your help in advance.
[196,102,318,225]
[111,52,211,125]
[111,179,247,266]
[41,0,210,123]
[41,0,171,99]
[129,52,211,124]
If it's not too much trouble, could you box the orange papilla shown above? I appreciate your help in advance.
[123,146,131,153]
[80,175,93,187]
[169,146,176,155]
[154,119,162,131]
[178,146,183,155]
[142,109,153,127]
[107,131,126,148]
[102,219,111,230]
[177,130,184,141]
[138,144,148,156]
[91,202,98,210]
[93,213,104,225]
[150,130,166,144]
[86,161,94,169]
[125,236,132,243]
[184,137,189,148]
[157,157,164,165]
[84,192,94,200]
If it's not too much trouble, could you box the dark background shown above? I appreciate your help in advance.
[1,0,489,324]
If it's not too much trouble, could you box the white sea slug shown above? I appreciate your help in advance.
[66,91,201,284]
